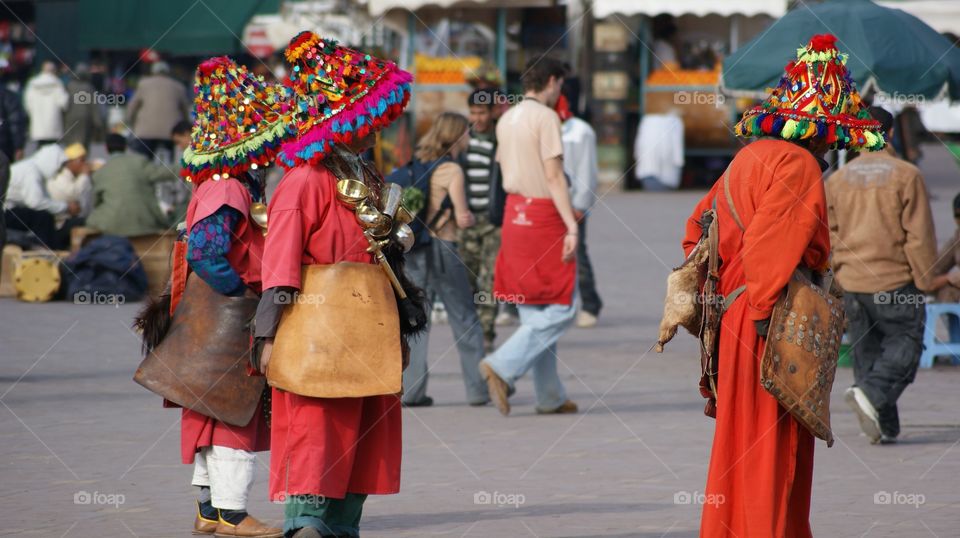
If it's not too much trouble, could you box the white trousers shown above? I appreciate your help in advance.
[191,445,256,510]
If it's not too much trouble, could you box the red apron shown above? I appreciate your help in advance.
[494,194,576,305]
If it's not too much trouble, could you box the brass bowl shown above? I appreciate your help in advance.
[394,205,414,225]
[336,179,370,208]
[356,203,392,237]
[392,223,415,252]
[249,202,268,231]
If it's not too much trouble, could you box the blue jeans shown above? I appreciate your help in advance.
[482,289,578,411]
[403,240,489,405]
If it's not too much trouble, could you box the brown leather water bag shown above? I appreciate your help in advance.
[722,171,842,447]
[266,262,402,398]
[760,270,844,447]
[133,274,264,427]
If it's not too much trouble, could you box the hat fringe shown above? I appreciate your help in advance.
[182,119,293,183]
[735,108,885,151]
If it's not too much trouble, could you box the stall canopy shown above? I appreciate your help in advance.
[78,0,280,55]
[367,0,553,16]
[592,0,788,19]
[877,1,960,36]
[721,0,960,102]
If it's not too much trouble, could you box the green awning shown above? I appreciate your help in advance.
[78,0,280,55]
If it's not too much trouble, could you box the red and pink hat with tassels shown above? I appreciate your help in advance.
[277,31,413,169]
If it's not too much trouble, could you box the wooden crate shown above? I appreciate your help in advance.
[128,232,177,298]
[1,244,23,297]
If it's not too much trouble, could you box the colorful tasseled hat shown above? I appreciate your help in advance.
[734,34,885,152]
[277,31,413,169]
[182,56,293,184]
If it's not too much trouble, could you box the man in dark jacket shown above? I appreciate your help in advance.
[0,84,27,268]
[62,63,105,150]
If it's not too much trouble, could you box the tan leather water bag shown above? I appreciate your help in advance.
[760,270,844,447]
[266,262,402,398]
[133,274,264,427]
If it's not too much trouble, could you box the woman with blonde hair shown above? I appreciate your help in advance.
[401,111,491,407]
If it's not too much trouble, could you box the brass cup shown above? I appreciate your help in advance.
[392,223,415,252]
[336,179,370,208]
[356,203,392,237]
[379,183,403,217]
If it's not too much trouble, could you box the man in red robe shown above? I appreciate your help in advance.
[681,34,885,537]
[173,57,289,537]
[254,32,417,538]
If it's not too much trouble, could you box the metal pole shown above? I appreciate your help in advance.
[497,7,507,92]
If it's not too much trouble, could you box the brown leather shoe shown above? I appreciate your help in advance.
[480,361,510,416]
[192,506,218,535]
[214,515,283,538]
[536,400,578,415]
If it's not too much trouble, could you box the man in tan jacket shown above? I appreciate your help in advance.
[827,106,948,444]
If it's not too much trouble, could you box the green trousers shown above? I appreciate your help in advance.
[284,493,367,537]
[458,215,501,346]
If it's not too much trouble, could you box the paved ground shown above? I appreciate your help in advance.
[2,143,959,537]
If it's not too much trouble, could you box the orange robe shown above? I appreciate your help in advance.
[682,139,831,538]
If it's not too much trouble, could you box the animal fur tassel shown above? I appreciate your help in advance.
[384,243,428,337]
[655,241,709,352]
[132,282,173,355]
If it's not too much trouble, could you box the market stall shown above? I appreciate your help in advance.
[367,0,566,138]
[590,1,788,186]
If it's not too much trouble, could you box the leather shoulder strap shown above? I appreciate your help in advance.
[723,168,746,233]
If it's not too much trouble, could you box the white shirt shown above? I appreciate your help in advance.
[634,113,684,188]
[23,72,69,141]
[47,168,92,217]
[5,144,68,214]
[561,117,598,212]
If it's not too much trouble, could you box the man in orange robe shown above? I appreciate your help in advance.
[680,34,885,537]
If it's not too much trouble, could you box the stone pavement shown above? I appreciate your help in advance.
[2,144,959,537]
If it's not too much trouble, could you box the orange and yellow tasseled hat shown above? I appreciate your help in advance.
[734,34,884,152]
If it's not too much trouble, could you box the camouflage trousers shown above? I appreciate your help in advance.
[458,215,501,346]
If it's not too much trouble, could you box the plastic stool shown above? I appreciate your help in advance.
[919,303,960,368]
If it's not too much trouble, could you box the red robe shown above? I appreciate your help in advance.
[262,164,401,500]
[682,139,831,538]
[178,178,269,464]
